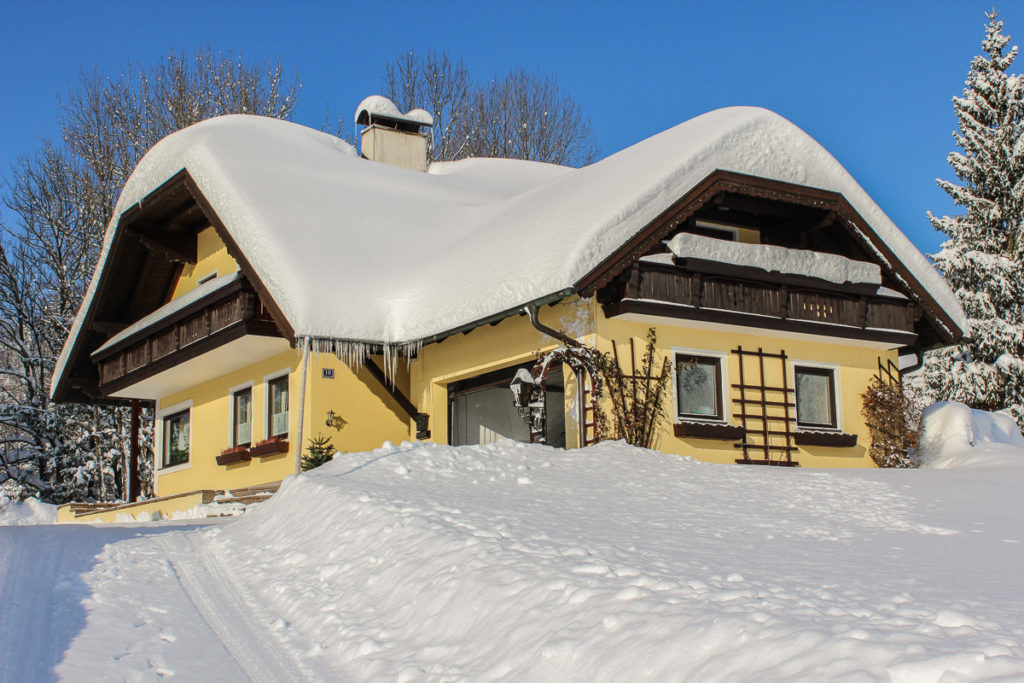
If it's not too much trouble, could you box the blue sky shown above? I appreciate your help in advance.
[1,0,1020,255]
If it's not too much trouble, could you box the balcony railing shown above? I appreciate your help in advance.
[602,259,917,345]
[94,282,280,393]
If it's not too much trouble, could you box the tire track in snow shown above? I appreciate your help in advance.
[0,528,66,683]
[160,530,313,682]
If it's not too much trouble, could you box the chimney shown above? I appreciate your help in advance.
[354,95,433,172]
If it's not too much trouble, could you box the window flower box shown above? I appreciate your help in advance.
[674,421,745,440]
[216,445,251,466]
[250,437,289,458]
[793,430,858,447]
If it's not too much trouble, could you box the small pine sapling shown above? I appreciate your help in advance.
[301,433,335,471]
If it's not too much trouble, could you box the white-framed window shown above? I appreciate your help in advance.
[157,399,193,471]
[792,362,841,430]
[693,220,740,242]
[231,385,253,447]
[265,371,290,439]
[673,348,729,422]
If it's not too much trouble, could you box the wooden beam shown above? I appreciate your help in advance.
[363,358,419,419]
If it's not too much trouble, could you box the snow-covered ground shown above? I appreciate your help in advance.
[2,418,1023,681]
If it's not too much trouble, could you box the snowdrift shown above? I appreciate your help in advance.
[199,440,1024,681]
[0,497,58,526]
[919,401,1024,469]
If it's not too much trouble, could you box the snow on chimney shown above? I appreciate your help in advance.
[354,96,433,172]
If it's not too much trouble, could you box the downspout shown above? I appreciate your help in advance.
[525,303,580,348]
[294,337,311,475]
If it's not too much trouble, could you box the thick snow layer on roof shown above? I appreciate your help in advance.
[55,107,965,390]
[665,233,882,285]
[92,272,240,356]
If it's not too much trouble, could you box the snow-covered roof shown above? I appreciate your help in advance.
[664,233,883,286]
[54,108,966,393]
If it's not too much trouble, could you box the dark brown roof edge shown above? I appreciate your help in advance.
[575,169,962,345]
[181,173,296,344]
[51,169,297,403]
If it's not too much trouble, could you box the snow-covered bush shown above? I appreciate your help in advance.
[861,377,922,468]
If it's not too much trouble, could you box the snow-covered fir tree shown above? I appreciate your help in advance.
[920,11,1024,427]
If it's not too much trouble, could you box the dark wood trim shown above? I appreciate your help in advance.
[182,174,296,344]
[364,359,419,419]
[97,319,281,396]
[605,299,918,347]
[266,375,290,440]
[793,430,858,447]
[793,366,838,430]
[675,353,724,421]
[673,421,745,440]
[91,277,248,361]
[576,169,962,344]
[735,459,800,467]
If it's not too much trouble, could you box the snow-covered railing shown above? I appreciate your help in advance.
[605,255,917,345]
[92,279,280,394]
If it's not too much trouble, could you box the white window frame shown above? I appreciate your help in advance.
[197,270,218,285]
[228,380,254,447]
[156,398,193,475]
[789,360,843,431]
[694,220,740,241]
[671,346,730,423]
[263,368,292,440]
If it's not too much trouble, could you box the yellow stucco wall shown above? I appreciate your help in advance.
[596,315,894,468]
[151,288,894,497]
[153,347,414,496]
[170,227,238,300]
[410,295,893,468]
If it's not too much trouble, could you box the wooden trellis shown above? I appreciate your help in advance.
[731,346,799,466]
[876,356,902,387]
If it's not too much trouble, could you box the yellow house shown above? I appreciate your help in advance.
[51,99,965,514]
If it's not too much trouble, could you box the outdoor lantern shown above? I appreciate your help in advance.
[509,368,536,416]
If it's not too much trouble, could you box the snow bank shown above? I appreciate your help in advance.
[919,401,1024,469]
[666,232,882,285]
[196,439,1023,680]
[0,497,58,526]
[54,107,964,393]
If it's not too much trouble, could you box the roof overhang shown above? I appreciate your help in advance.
[51,170,294,404]
[576,170,964,347]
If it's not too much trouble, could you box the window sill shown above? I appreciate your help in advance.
[793,430,858,447]
[674,420,745,440]
[158,461,191,475]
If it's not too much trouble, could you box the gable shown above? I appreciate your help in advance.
[577,171,963,348]
[169,227,238,300]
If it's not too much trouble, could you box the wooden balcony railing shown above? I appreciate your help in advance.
[94,281,280,393]
[602,260,917,345]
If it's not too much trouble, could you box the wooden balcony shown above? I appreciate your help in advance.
[601,259,918,346]
[93,279,281,395]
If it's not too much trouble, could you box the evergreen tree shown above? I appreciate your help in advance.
[301,433,335,471]
[921,11,1024,427]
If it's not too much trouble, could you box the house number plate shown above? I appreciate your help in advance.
[322,368,335,379]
